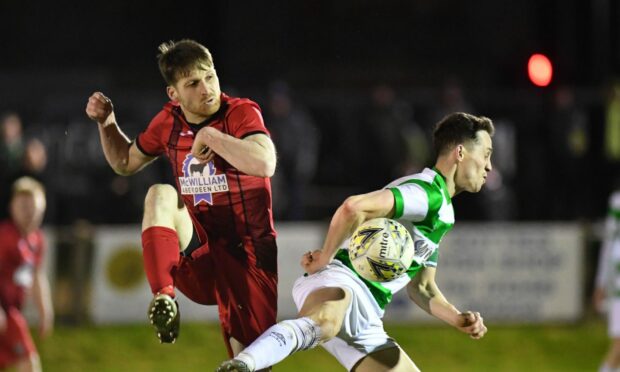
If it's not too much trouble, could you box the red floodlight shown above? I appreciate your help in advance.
[528,53,553,87]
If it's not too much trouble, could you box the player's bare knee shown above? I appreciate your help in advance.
[143,184,182,230]
[145,184,180,214]
[145,184,177,205]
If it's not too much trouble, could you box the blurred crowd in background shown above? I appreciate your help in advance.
[0,0,618,224]
[1,78,620,225]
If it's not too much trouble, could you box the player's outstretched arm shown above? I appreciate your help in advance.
[32,266,54,338]
[304,190,396,274]
[407,267,487,339]
[86,92,156,175]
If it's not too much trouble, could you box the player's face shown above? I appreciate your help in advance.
[168,66,221,123]
[455,130,493,193]
[10,193,45,233]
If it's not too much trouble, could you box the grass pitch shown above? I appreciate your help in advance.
[35,320,607,371]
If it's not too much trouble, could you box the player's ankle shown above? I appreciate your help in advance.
[156,285,176,298]
[235,352,256,371]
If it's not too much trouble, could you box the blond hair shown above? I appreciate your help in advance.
[12,176,45,201]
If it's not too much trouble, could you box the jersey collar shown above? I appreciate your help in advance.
[431,167,452,204]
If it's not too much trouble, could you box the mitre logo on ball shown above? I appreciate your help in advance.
[348,218,415,282]
[179,154,229,205]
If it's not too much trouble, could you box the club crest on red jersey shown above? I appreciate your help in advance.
[13,238,36,288]
[180,154,229,205]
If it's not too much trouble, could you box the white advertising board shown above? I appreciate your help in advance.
[90,223,583,324]
[384,223,584,323]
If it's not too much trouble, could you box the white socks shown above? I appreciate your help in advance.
[235,317,322,371]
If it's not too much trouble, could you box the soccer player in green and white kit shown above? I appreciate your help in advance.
[594,188,620,372]
[217,112,492,372]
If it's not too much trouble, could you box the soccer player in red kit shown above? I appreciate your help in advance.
[0,177,53,372]
[85,39,278,358]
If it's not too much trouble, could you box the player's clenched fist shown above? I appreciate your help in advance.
[457,311,487,339]
[300,249,330,275]
[191,126,220,163]
[86,92,114,125]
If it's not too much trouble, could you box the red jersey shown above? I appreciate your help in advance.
[0,220,45,310]
[136,93,277,273]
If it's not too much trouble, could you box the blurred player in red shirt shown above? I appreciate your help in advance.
[85,39,278,359]
[0,177,53,372]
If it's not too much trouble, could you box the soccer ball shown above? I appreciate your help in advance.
[348,218,415,282]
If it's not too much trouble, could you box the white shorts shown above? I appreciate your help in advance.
[609,299,620,338]
[292,260,399,371]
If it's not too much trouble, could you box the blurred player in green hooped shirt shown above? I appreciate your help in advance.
[594,187,620,372]
[217,112,493,372]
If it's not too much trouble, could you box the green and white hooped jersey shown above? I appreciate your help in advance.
[596,191,620,298]
[335,167,455,309]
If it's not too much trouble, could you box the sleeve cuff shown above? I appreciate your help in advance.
[389,187,404,219]
[240,130,269,139]
[134,136,159,157]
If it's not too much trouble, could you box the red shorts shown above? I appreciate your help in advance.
[172,243,277,356]
[0,307,36,368]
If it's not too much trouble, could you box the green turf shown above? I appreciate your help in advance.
[34,320,608,371]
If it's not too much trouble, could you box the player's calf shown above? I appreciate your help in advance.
[148,293,180,343]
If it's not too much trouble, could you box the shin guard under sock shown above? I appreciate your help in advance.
[141,226,180,297]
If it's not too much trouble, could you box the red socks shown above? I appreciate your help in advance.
[141,226,180,297]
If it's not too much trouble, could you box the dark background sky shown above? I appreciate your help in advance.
[1,0,615,92]
[1,0,619,223]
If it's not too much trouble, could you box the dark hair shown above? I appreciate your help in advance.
[432,112,494,156]
[157,39,214,86]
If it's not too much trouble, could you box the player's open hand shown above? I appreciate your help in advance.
[301,249,330,275]
[192,127,220,163]
[456,311,487,339]
[86,92,115,125]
